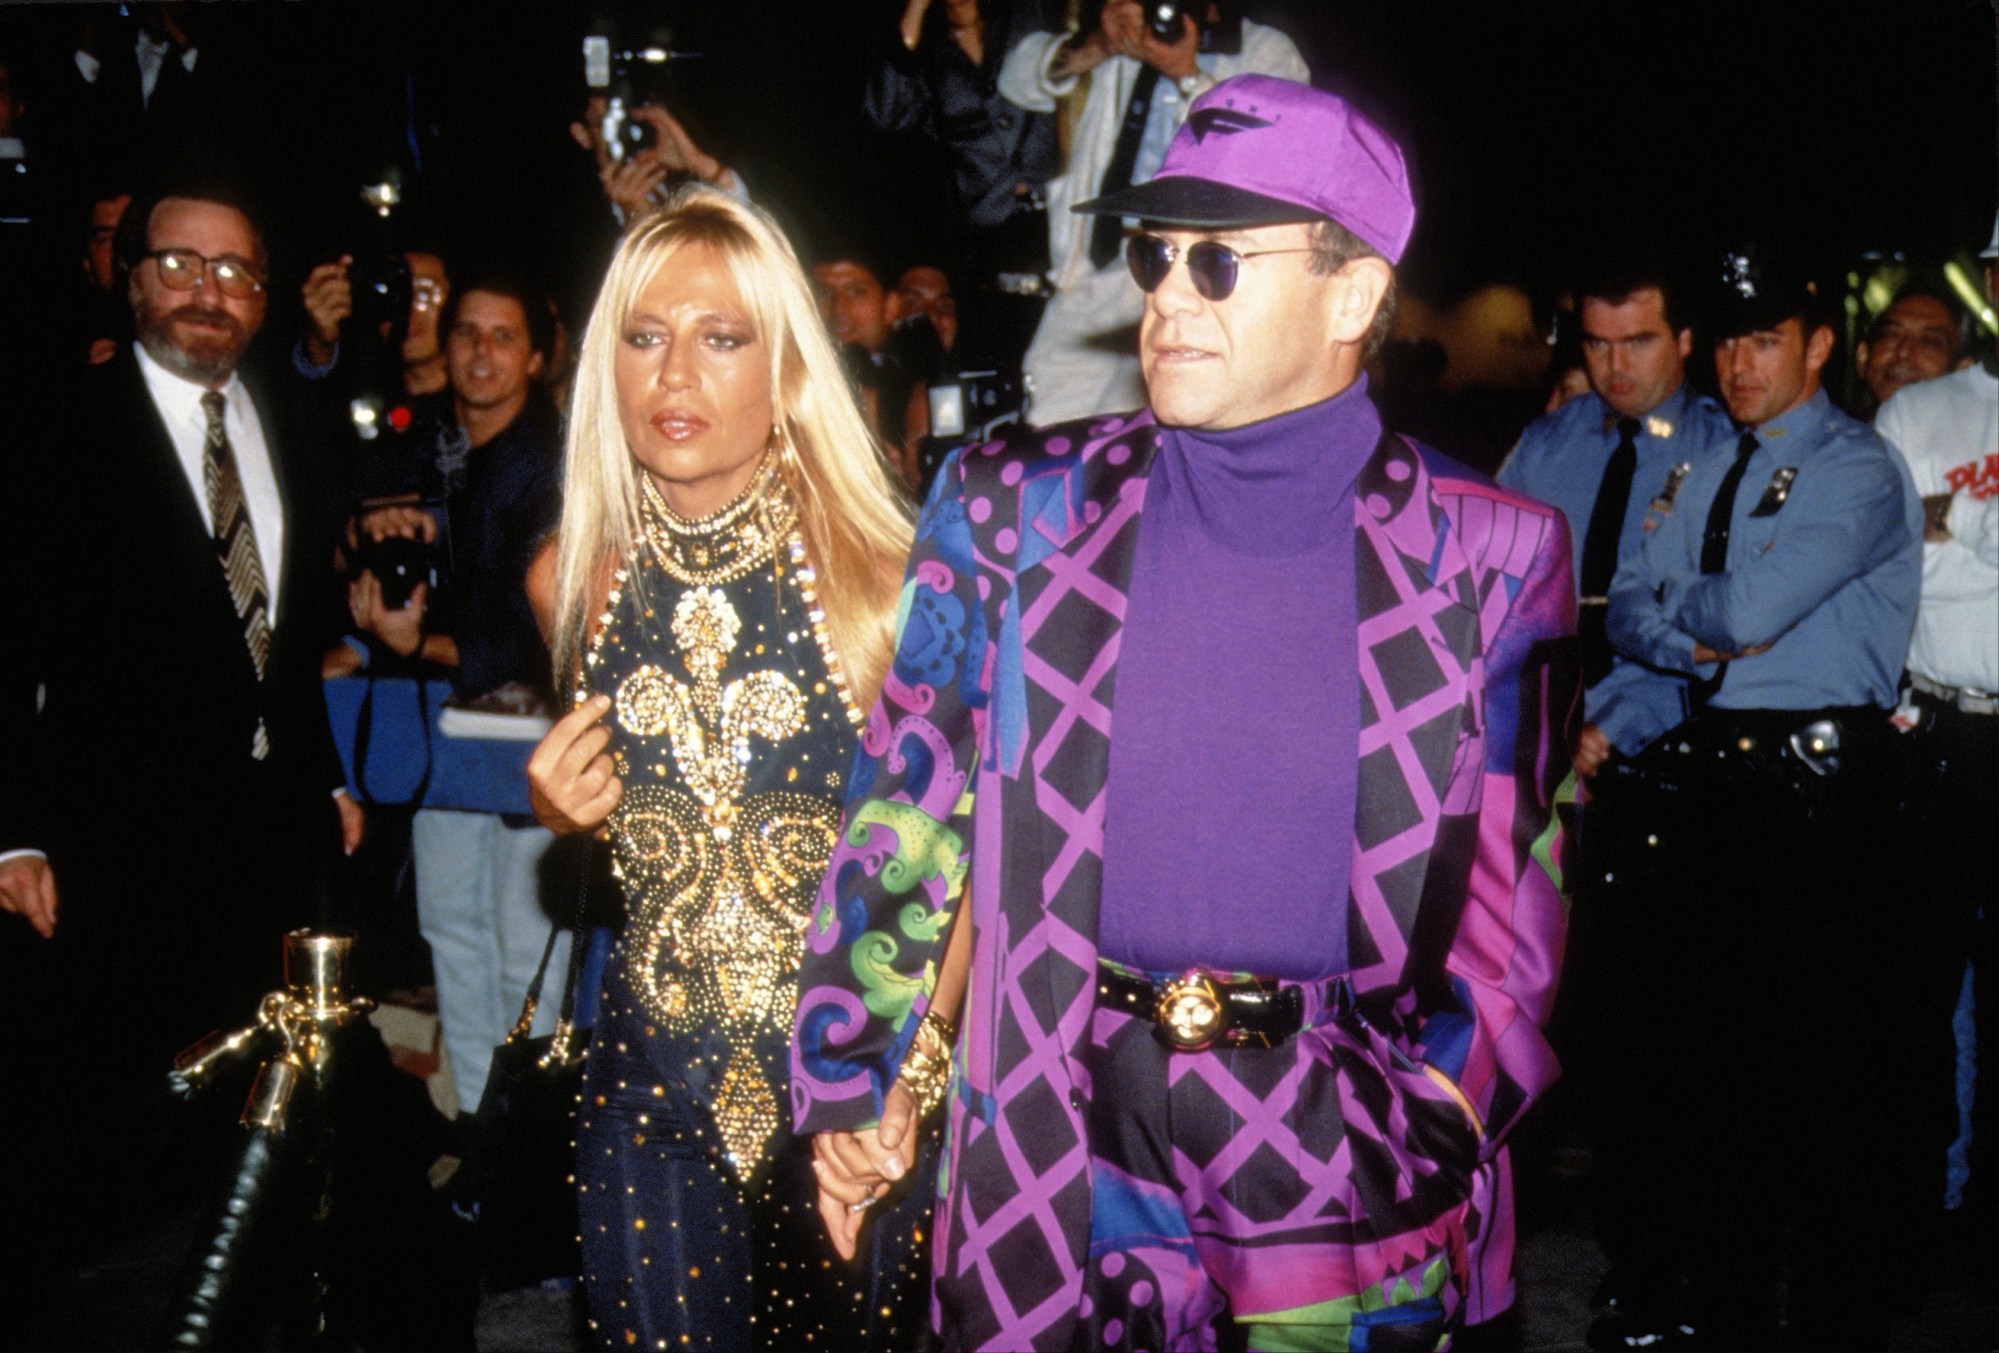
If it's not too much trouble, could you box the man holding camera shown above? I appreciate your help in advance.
[330,277,566,1118]
[796,78,1574,1351]
[298,247,454,400]
[997,0,1305,425]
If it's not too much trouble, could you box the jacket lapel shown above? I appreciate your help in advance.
[999,413,1159,1053]
[1349,433,1480,997]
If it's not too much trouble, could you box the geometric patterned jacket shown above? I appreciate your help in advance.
[792,407,1578,1350]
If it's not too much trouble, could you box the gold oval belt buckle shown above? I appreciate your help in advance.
[1156,971,1227,1052]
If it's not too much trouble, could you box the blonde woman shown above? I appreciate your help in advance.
[526,185,942,1350]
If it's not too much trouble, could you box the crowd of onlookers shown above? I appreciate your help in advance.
[0,2,1991,1348]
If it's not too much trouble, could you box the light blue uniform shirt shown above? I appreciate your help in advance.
[1608,388,1922,712]
[1498,386,1733,752]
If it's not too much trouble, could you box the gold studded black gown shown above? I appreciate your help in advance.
[574,465,932,1351]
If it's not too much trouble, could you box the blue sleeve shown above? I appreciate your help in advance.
[1670,445,1915,653]
[1606,484,1710,678]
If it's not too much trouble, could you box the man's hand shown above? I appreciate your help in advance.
[1574,723,1612,779]
[1051,11,1118,78]
[301,257,354,368]
[1692,641,1772,664]
[899,0,932,49]
[813,1081,921,1260]
[349,573,427,658]
[1922,492,1954,544]
[527,694,623,835]
[629,104,726,185]
[355,503,437,545]
[0,855,60,939]
[603,153,669,221]
[1131,9,1199,79]
[334,792,364,856]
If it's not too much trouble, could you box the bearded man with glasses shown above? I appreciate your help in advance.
[796,76,1577,1352]
[0,180,355,1333]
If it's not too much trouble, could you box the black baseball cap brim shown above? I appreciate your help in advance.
[1073,175,1327,229]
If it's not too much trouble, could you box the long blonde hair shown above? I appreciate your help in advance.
[550,186,913,711]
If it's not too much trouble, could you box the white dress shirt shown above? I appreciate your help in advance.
[135,340,286,617]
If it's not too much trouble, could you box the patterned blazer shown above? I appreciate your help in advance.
[793,408,1577,1350]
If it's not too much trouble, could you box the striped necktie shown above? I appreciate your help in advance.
[201,390,273,760]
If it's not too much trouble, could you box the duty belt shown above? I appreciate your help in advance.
[1637,706,1889,781]
[1911,673,1999,717]
[1095,963,1351,1052]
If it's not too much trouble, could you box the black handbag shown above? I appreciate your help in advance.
[467,848,592,1291]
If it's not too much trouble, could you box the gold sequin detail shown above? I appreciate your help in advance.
[614,786,838,1173]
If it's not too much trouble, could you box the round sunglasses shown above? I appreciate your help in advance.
[1125,234,1317,302]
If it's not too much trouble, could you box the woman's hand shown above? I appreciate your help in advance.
[812,1081,921,1260]
[527,693,623,835]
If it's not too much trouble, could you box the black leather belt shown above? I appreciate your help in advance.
[1633,706,1890,781]
[1095,964,1345,1052]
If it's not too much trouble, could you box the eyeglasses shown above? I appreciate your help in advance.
[141,248,266,299]
[1125,234,1318,302]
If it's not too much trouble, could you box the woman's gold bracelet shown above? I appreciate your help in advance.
[896,1009,957,1120]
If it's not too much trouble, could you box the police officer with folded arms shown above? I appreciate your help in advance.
[1601,249,1921,1351]
[1497,255,1733,1340]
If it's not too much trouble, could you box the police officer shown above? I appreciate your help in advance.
[1498,257,1732,1336]
[1602,250,1922,1350]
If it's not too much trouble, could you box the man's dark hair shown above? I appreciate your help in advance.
[440,275,555,363]
[807,240,892,291]
[1307,218,1397,363]
[1573,257,1686,334]
[112,179,268,291]
[1869,278,1967,352]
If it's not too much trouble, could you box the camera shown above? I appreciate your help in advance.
[348,252,413,346]
[583,32,701,163]
[351,532,435,612]
[918,367,1029,497]
[1136,0,1243,54]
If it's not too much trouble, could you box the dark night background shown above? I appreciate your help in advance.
[4,0,1991,302]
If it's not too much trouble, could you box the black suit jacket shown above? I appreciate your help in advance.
[0,348,346,1003]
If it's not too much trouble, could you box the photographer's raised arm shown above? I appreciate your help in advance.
[299,256,354,374]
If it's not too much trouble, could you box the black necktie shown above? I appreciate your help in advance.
[1088,65,1161,270]
[1577,416,1641,687]
[1701,431,1759,575]
[1690,431,1758,707]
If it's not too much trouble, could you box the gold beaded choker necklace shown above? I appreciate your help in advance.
[640,457,795,586]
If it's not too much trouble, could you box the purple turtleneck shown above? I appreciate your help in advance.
[1097,378,1380,979]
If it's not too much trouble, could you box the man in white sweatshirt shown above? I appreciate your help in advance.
[1875,218,1998,1241]
[998,2,1306,424]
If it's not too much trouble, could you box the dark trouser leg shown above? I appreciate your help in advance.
[1675,730,1901,1348]
[1900,706,1999,1229]
[1577,760,1696,1309]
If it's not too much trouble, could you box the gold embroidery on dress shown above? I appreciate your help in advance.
[606,477,838,1178]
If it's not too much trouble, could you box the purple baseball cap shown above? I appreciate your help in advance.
[1074,75,1415,263]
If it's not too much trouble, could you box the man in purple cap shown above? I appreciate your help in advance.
[793,74,1577,1351]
